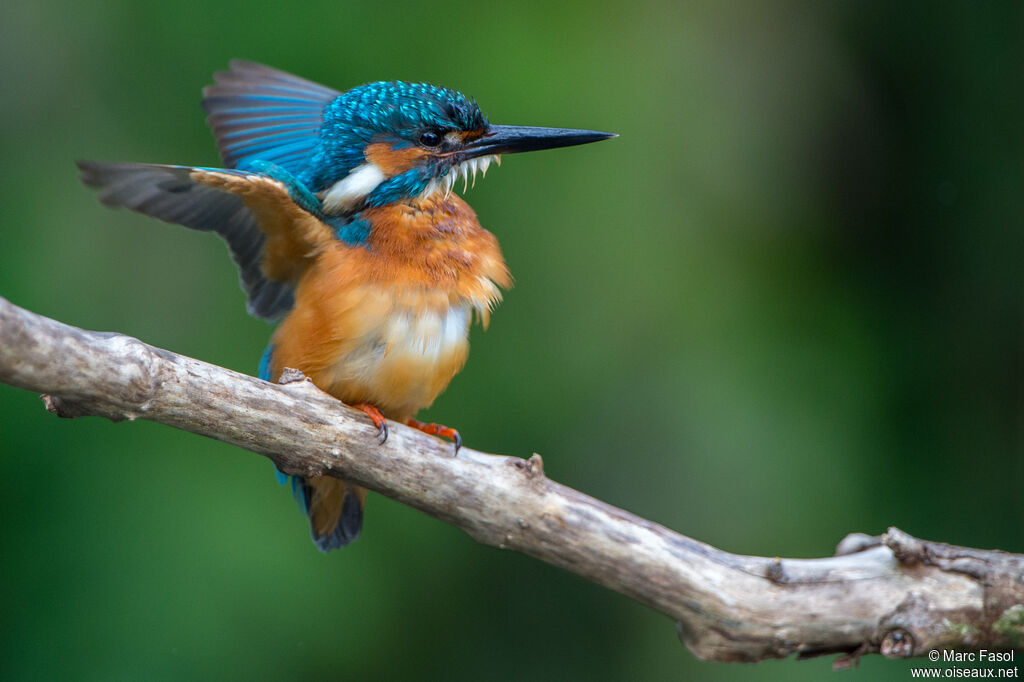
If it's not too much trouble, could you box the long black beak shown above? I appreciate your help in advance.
[464,124,615,158]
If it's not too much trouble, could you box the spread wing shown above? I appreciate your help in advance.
[202,60,340,175]
[77,161,335,321]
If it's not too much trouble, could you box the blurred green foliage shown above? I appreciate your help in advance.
[2,1,1021,680]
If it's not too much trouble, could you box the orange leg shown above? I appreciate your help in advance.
[354,403,388,444]
[407,418,462,453]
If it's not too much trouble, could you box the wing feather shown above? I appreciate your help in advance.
[202,60,340,174]
[76,161,334,320]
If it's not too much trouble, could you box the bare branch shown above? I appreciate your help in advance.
[1,295,1022,665]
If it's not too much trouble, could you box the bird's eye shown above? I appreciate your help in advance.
[418,129,443,147]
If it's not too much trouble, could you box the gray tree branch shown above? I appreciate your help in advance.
[1,295,1022,666]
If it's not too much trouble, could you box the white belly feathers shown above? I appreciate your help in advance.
[324,300,473,416]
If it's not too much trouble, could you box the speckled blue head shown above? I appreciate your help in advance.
[301,81,487,193]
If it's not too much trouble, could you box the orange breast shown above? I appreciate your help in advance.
[268,193,511,421]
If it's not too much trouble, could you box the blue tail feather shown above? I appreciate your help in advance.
[313,491,363,552]
[260,344,362,550]
[291,476,311,513]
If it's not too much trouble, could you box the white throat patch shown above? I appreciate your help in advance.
[320,163,386,214]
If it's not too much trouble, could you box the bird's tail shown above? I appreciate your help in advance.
[280,472,365,551]
[261,345,363,551]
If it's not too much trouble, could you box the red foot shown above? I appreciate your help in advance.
[407,418,462,453]
[354,403,388,444]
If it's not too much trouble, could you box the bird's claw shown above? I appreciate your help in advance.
[354,403,388,444]
[407,418,462,454]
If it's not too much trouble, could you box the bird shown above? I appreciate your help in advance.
[77,60,614,552]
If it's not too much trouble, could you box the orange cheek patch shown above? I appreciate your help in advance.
[459,128,487,142]
[365,142,429,176]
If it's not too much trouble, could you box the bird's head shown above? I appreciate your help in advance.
[302,81,614,213]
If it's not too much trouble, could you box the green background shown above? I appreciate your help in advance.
[2,1,1021,680]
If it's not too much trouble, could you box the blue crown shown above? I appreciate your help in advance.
[302,81,487,191]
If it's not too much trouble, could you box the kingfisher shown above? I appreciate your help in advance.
[78,61,613,552]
